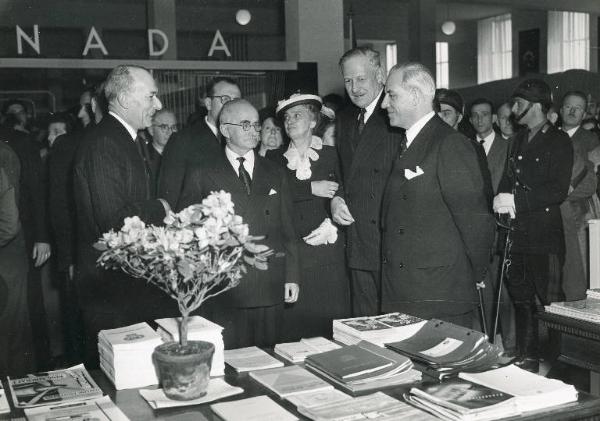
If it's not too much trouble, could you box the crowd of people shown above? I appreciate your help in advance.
[2,46,600,376]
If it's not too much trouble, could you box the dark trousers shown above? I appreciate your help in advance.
[210,304,283,349]
[349,269,380,317]
[505,252,563,359]
[58,271,85,364]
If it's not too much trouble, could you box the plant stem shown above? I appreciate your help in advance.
[180,311,189,347]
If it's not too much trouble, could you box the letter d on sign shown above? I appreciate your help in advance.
[148,29,169,56]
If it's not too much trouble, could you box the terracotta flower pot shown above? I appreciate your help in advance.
[152,340,215,400]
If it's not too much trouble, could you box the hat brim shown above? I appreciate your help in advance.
[276,95,322,116]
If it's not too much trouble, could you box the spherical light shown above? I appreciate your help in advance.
[236,9,251,26]
[441,20,456,35]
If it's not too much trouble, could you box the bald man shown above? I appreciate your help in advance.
[179,99,299,348]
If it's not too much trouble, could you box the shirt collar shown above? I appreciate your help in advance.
[564,125,580,138]
[477,130,496,155]
[225,146,255,178]
[205,115,219,138]
[406,111,435,147]
[361,89,383,123]
[109,111,138,141]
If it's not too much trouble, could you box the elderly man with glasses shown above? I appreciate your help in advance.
[158,76,242,210]
[146,109,178,193]
[178,99,299,349]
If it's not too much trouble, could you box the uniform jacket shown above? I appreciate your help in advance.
[158,119,222,210]
[335,93,402,271]
[497,123,573,255]
[178,150,299,308]
[381,115,495,318]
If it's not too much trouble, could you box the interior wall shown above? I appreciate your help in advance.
[511,9,547,76]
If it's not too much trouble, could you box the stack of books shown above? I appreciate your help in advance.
[249,365,334,398]
[545,290,600,323]
[333,313,426,347]
[8,364,103,409]
[98,322,162,390]
[274,337,341,363]
[406,378,521,420]
[304,340,421,395]
[224,346,284,372]
[155,316,225,376]
[385,319,511,380]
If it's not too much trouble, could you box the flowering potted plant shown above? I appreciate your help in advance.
[94,190,271,400]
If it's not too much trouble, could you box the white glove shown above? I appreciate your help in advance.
[493,193,516,219]
[303,218,338,246]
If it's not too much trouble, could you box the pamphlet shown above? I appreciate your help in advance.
[8,364,102,409]
[249,365,334,398]
[24,396,129,421]
[0,383,9,414]
[211,395,299,421]
[224,346,284,372]
[139,378,243,409]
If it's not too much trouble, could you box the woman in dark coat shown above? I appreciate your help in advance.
[267,94,350,340]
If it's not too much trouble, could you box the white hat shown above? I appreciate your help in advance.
[276,93,322,116]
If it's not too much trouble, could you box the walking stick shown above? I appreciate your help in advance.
[477,281,488,338]
[492,214,514,343]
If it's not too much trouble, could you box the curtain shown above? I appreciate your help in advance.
[436,42,449,89]
[548,11,589,74]
[478,14,512,84]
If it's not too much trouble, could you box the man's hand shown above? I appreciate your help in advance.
[32,242,51,267]
[331,196,354,225]
[493,193,516,219]
[311,180,339,198]
[284,283,299,303]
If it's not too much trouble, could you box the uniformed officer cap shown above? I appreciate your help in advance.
[512,79,553,108]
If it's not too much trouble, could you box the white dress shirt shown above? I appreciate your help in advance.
[358,90,384,124]
[564,126,579,138]
[205,115,219,138]
[225,146,255,179]
[477,130,496,156]
[405,111,435,149]
[109,111,137,141]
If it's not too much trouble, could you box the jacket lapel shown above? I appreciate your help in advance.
[245,155,271,218]
[207,155,250,212]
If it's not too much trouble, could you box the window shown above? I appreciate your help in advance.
[477,13,512,83]
[548,11,589,73]
[386,43,397,75]
[436,42,449,88]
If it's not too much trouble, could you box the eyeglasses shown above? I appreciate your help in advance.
[153,124,178,132]
[209,95,233,104]
[223,121,262,132]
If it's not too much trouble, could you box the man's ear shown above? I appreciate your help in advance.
[204,97,212,112]
[310,120,317,130]
[117,91,129,109]
[457,113,463,124]
[493,114,498,125]
[376,67,386,85]
[219,123,229,138]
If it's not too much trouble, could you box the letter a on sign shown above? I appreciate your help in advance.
[208,30,231,57]
[83,26,108,56]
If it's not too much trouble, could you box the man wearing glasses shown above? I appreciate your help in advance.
[147,109,178,192]
[179,99,299,349]
[159,76,241,209]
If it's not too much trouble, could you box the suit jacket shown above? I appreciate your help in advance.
[158,119,222,210]
[48,131,81,271]
[0,127,49,248]
[486,133,511,194]
[266,145,345,270]
[336,93,402,271]
[381,115,495,318]
[179,150,299,308]
[73,114,168,308]
[498,123,573,254]
[571,126,600,154]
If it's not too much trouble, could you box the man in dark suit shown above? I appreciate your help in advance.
[146,108,178,194]
[74,65,175,366]
[380,63,495,328]
[469,98,515,348]
[178,99,299,349]
[494,79,573,372]
[159,77,241,210]
[332,46,401,317]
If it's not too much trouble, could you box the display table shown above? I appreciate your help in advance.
[538,310,600,395]
[4,365,600,421]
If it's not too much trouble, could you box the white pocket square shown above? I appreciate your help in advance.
[269,188,277,195]
[404,166,424,180]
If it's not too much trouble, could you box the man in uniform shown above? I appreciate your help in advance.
[494,79,573,372]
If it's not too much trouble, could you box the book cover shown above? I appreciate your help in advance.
[306,345,394,380]
[8,364,102,409]
[249,365,333,398]
[224,346,284,372]
[98,322,161,350]
[0,383,9,415]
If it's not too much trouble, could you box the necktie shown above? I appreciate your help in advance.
[135,135,152,196]
[357,108,366,136]
[237,157,252,195]
[479,138,485,146]
[399,134,408,157]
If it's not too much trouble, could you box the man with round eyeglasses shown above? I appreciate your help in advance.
[158,76,242,210]
[147,109,178,194]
